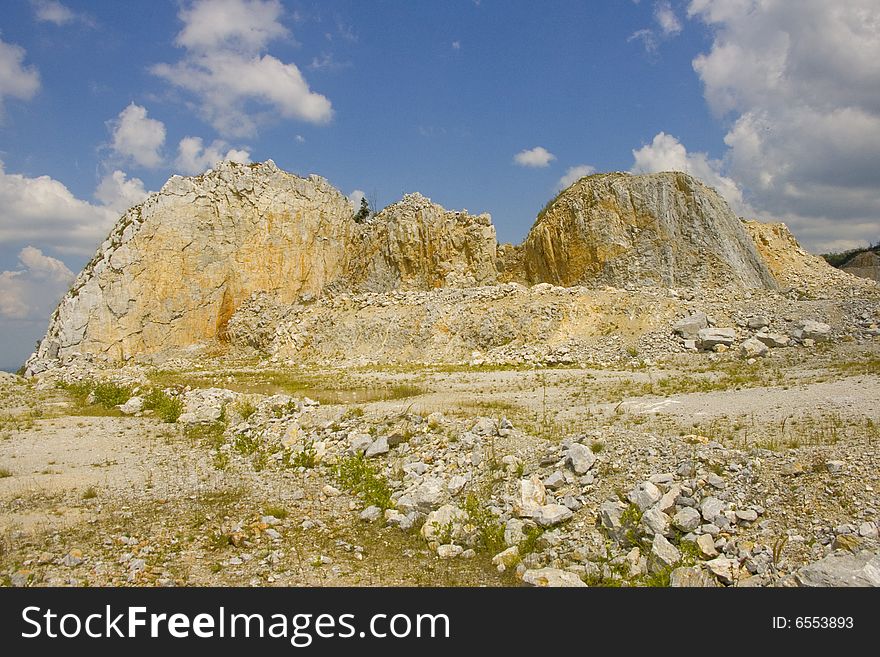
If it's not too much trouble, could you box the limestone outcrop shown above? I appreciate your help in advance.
[520,172,776,289]
[31,162,860,374]
[25,162,497,373]
[347,193,497,291]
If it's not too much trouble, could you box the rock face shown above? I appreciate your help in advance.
[520,172,776,289]
[31,163,857,372]
[26,162,497,373]
[347,193,497,291]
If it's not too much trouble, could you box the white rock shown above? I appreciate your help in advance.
[420,504,467,543]
[365,436,389,458]
[397,477,447,513]
[518,476,547,517]
[628,481,662,511]
[437,544,463,559]
[740,337,769,358]
[641,507,670,536]
[698,327,736,349]
[651,534,681,569]
[533,504,573,527]
[700,497,726,523]
[706,557,738,584]
[119,396,143,414]
[491,546,520,571]
[522,568,587,587]
[695,534,718,558]
[567,443,596,475]
[359,506,382,522]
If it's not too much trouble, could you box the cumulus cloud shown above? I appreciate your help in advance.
[347,189,366,210]
[631,131,750,215]
[0,38,40,113]
[0,159,139,257]
[152,0,333,137]
[0,246,73,321]
[514,146,556,168]
[108,103,166,168]
[94,170,149,214]
[557,164,596,190]
[175,136,251,175]
[688,0,880,251]
[176,0,289,52]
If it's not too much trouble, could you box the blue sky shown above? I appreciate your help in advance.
[1,0,879,369]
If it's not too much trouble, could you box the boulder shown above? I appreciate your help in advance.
[673,312,709,340]
[793,320,831,342]
[794,551,880,587]
[697,328,736,350]
[567,443,596,475]
[740,337,769,358]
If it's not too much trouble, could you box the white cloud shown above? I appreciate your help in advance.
[631,131,750,215]
[176,0,288,53]
[0,38,40,112]
[32,0,75,25]
[308,53,350,71]
[348,189,366,210]
[94,170,149,214]
[514,146,556,168]
[687,0,880,250]
[629,1,684,53]
[0,159,141,257]
[109,103,166,168]
[0,246,73,320]
[452,41,461,50]
[627,29,658,54]
[655,1,682,36]
[152,0,332,138]
[175,136,251,175]
[557,164,596,190]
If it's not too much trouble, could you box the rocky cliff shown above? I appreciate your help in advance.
[347,193,497,291]
[520,172,776,289]
[29,162,834,373]
[26,161,497,373]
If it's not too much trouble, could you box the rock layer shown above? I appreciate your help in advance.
[521,172,776,289]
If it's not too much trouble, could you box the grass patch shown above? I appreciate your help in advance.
[262,505,288,520]
[336,454,393,510]
[0,467,11,478]
[463,493,506,554]
[57,379,131,415]
[143,388,183,423]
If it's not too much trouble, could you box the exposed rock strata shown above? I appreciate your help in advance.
[521,172,776,289]
[26,163,875,374]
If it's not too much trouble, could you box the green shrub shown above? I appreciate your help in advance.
[463,493,506,554]
[143,388,183,423]
[91,381,133,408]
[336,454,392,509]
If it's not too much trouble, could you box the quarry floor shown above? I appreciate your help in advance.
[1,341,878,586]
